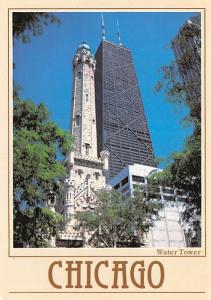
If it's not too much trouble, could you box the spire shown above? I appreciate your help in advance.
[101,13,106,40]
[117,19,122,46]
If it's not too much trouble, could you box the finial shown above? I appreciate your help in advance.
[101,13,106,40]
[117,19,122,46]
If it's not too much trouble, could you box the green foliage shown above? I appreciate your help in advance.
[76,188,162,248]
[13,91,73,247]
[13,12,67,247]
[14,207,63,248]
[13,12,60,43]
[154,14,201,228]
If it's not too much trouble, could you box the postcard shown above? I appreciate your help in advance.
[0,0,210,299]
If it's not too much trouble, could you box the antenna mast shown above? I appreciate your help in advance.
[101,13,106,40]
[117,19,122,46]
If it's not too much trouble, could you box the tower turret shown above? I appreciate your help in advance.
[71,42,97,158]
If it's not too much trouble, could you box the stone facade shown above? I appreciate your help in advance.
[54,42,109,247]
[72,42,97,157]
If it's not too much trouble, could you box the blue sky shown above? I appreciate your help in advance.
[13,11,198,167]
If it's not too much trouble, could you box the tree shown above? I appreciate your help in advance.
[13,12,69,247]
[75,188,162,248]
[13,12,60,43]
[154,14,201,234]
[13,90,73,247]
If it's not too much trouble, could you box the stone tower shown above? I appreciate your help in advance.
[55,42,109,247]
[72,42,97,157]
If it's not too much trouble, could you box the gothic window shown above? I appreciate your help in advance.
[78,169,83,178]
[75,115,80,126]
[85,143,90,156]
[95,172,100,180]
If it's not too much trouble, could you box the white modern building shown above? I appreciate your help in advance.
[109,163,187,247]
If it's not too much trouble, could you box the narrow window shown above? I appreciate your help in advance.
[85,94,88,102]
[75,115,80,126]
[78,169,83,178]
[95,172,100,181]
[85,143,90,156]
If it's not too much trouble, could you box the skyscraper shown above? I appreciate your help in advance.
[172,15,201,103]
[95,40,156,179]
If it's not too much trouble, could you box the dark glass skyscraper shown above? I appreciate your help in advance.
[95,40,156,179]
[172,16,201,104]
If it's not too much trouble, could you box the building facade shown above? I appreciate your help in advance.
[109,164,187,247]
[172,16,201,103]
[95,40,156,179]
[54,42,109,247]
